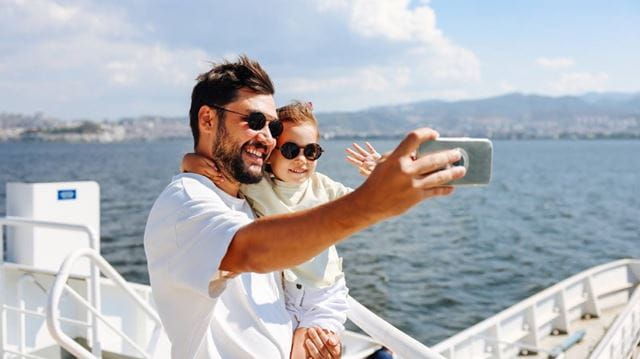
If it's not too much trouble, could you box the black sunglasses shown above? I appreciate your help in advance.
[276,142,324,161]
[209,104,283,138]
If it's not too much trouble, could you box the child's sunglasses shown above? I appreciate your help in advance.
[276,142,324,161]
[209,104,283,138]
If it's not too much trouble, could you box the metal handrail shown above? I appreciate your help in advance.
[0,216,101,357]
[432,259,639,357]
[589,284,640,359]
[347,295,445,359]
[46,248,163,359]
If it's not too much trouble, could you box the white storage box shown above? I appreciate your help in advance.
[6,181,100,275]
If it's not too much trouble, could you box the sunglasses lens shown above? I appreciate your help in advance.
[246,113,282,138]
[304,144,323,160]
[280,142,300,159]
[269,120,283,138]
[246,112,266,131]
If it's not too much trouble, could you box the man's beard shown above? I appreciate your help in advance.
[212,122,265,185]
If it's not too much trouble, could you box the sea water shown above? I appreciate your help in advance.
[1,139,639,344]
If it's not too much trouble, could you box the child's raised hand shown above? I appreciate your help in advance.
[181,153,225,184]
[345,142,381,177]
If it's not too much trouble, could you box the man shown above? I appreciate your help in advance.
[144,55,465,358]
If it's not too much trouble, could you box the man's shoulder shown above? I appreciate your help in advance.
[160,173,221,203]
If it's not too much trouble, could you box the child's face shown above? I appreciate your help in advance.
[269,122,320,184]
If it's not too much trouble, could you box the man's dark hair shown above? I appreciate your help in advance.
[189,55,275,147]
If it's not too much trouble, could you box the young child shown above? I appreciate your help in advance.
[183,101,379,358]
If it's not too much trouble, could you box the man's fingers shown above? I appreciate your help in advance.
[393,128,439,158]
[410,149,462,175]
[414,166,466,188]
[422,186,455,199]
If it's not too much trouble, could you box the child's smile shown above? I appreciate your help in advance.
[269,122,319,184]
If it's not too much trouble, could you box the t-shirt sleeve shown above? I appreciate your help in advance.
[168,196,252,299]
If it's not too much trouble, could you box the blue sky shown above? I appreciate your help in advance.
[1,0,638,120]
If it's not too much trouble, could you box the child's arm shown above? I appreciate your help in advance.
[345,141,381,177]
[285,273,347,358]
[297,275,349,336]
[181,153,226,184]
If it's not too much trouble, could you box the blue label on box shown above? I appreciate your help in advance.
[58,189,77,200]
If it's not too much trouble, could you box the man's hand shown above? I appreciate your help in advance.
[304,327,341,359]
[356,128,466,219]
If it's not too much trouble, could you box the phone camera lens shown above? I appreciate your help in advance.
[453,157,465,167]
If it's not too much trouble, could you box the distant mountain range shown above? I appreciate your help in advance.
[315,92,640,139]
[1,92,639,142]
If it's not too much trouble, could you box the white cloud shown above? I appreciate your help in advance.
[551,72,609,94]
[291,0,481,109]
[313,0,480,82]
[277,62,472,111]
[1,0,135,37]
[536,57,575,70]
[0,0,212,118]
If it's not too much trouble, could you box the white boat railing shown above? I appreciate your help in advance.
[347,296,445,359]
[0,216,101,358]
[1,216,164,358]
[46,247,164,359]
[432,259,640,359]
[589,282,640,359]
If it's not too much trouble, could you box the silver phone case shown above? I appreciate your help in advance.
[418,138,493,186]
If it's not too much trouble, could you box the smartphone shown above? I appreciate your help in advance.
[417,137,493,186]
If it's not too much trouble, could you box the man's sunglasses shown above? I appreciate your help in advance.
[209,104,283,138]
[276,142,324,161]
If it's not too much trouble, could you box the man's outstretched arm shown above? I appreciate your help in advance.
[220,128,466,273]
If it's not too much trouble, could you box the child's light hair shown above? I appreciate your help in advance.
[276,101,320,137]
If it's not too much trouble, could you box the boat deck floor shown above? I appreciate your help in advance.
[528,305,623,359]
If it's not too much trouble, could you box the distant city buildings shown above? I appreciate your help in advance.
[2,93,639,142]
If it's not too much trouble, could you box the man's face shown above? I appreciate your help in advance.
[210,89,277,184]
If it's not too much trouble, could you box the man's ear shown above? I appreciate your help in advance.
[198,105,216,134]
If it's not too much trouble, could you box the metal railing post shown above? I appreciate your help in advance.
[0,224,5,355]
[47,247,163,359]
[0,217,101,357]
[90,245,102,358]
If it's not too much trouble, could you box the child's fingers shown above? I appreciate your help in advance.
[345,148,366,162]
[346,156,364,167]
[308,328,333,358]
[365,141,376,153]
[365,142,381,159]
[208,173,225,184]
[352,143,369,157]
[304,339,322,359]
[318,329,340,358]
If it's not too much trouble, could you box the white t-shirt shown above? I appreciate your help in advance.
[144,173,293,358]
